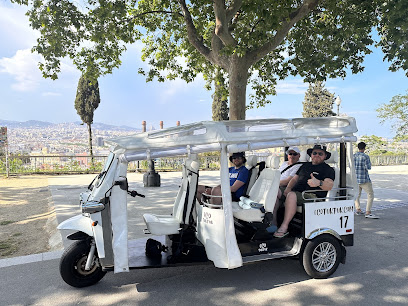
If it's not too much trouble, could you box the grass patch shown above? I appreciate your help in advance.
[12,232,22,237]
[0,220,15,226]
[0,239,19,257]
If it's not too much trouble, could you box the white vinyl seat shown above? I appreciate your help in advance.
[325,151,339,200]
[299,150,310,162]
[143,158,199,235]
[244,155,259,195]
[232,155,281,222]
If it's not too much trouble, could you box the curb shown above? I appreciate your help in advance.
[0,249,63,269]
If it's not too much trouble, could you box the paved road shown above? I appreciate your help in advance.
[1,167,408,305]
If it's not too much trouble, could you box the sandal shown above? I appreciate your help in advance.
[273,229,289,238]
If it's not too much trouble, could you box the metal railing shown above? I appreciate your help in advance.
[1,154,407,175]
[0,155,223,174]
[369,154,408,166]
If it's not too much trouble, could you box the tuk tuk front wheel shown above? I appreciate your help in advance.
[302,234,342,279]
[59,240,106,288]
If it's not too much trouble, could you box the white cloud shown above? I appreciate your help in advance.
[0,49,43,91]
[159,74,207,103]
[42,92,62,97]
[276,79,308,95]
[0,4,39,49]
[0,48,79,92]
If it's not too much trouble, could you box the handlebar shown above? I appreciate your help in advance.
[128,190,145,198]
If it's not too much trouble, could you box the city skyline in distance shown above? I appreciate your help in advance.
[0,118,142,132]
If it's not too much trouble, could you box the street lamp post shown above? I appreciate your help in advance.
[335,96,342,116]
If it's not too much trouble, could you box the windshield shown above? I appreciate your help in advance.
[94,153,115,188]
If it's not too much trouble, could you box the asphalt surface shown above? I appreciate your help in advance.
[1,167,408,305]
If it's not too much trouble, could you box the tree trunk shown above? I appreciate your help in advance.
[228,57,249,120]
[212,68,229,121]
[87,123,94,168]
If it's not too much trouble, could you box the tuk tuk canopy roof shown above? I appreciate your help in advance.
[106,117,358,162]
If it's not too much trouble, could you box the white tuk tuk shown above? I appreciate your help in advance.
[57,117,358,287]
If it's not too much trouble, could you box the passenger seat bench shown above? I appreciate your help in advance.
[232,155,281,222]
[143,158,199,235]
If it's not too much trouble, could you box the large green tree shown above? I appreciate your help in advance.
[302,81,336,117]
[358,135,387,153]
[75,74,101,167]
[377,90,408,141]
[13,0,408,120]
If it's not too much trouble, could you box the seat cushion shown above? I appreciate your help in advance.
[143,213,180,235]
[231,201,264,222]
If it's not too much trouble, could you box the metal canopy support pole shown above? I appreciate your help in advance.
[339,142,347,197]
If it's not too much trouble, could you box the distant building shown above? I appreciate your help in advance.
[96,136,104,147]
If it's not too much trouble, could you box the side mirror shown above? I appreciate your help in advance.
[114,177,128,191]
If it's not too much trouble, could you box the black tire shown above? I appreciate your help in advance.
[59,240,106,288]
[302,234,342,279]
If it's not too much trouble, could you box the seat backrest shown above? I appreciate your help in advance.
[325,151,339,199]
[173,158,200,224]
[248,155,281,212]
[299,150,310,162]
[245,155,258,195]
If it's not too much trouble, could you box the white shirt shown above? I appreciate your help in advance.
[279,161,302,181]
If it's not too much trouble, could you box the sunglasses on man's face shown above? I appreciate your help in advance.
[288,152,299,156]
[231,156,242,160]
[312,151,324,156]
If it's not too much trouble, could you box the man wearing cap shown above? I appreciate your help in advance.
[274,144,335,238]
[196,152,249,205]
[271,147,302,227]
[279,146,302,187]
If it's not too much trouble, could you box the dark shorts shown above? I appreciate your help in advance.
[231,192,240,202]
[279,188,317,206]
[294,191,317,206]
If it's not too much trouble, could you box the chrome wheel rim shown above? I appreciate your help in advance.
[311,242,337,273]
[75,255,97,276]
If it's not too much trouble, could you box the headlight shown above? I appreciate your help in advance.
[82,201,105,214]
[79,192,91,205]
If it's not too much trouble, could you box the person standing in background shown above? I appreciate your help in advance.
[354,142,378,219]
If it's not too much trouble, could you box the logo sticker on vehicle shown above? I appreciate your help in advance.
[258,243,268,252]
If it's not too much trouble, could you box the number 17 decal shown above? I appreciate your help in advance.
[340,216,349,228]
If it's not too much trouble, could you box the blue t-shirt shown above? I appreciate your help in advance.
[229,166,250,199]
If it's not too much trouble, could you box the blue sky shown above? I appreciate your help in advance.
[0,2,407,138]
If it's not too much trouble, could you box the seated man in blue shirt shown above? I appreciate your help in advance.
[196,152,249,205]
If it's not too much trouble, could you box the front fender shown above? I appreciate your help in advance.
[57,215,93,237]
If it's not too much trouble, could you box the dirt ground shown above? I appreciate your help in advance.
[0,175,55,259]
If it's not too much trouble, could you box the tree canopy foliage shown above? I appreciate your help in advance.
[377,90,408,140]
[302,81,336,117]
[358,135,388,154]
[12,0,408,120]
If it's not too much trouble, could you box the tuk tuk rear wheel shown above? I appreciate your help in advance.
[302,234,342,279]
[59,240,106,288]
